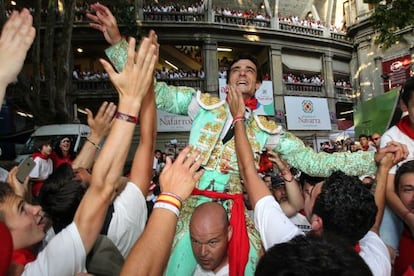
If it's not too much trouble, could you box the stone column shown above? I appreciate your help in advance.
[322,51,336,128]
[373,56,384,96]
[270,45,284,124]
[202,40,218,94]
[136,0,143,21]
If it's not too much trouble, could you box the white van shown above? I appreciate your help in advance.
[14,124,90,163]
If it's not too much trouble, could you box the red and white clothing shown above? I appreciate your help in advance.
[50,151,73,169]
[29,154,53,180]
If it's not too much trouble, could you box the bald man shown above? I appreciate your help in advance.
[190,202,233,276]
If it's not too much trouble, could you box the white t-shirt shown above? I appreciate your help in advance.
[107,181,147,258]
[381,125,414,174]
[289,212,312,233]
[254,195,303,250]
[29,156,53,179]
[254,195,391,276]
[193,263,229,276]
[43,182,147,259]
[23,222,86,275]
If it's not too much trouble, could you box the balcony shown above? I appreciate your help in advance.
[283,82,325,97]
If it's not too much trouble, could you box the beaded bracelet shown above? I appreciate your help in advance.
[157,194,182,210]
[86,137,101,150]
[115,111,138,124]
[153,202,180,217]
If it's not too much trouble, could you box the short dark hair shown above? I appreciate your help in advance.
[38,164,86,233]
[0,183,15,221]
[400,77,414,106]
[299,172,325,189]
[358,134,368,140]
[255,233,372,276]
[394,160,414,192]
[313,171,377,245]
[226,53,262,84]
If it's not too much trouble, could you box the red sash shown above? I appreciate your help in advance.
[191,188,249,276]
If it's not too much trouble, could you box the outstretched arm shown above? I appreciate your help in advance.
[0,8,35,107]
[72,101,116,170]
[73,36,157,253]
[87,2,123,45]
[129,32,159,196]
[267,151,304,217]
[372,142,407,234]
[121,146,204,275]
[227,87,271,209]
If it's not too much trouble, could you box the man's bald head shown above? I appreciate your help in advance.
[190,202,229,229]
[190,202,232,273]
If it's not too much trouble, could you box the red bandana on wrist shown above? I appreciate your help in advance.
[396,115,414,140]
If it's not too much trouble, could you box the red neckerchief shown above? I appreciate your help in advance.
[396,115,414,140]
[12,248,35,265]
[354,242,361,253]
[32,152,49,160]
[244,96,258,110]
[191,188,249,276]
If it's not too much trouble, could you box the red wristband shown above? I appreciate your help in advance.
[115,111,138,124]
[232,115,244,123]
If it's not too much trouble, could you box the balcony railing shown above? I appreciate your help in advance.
[72,78,204,93]
[283,82,325,95]
[335,86,354,98]
[214,15,271,28]
[279,22,324,36]
[143,12,205,22]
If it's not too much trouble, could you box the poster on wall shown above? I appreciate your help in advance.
[219,79,275,116]
[382,55,412,92]
[284,96,331,130]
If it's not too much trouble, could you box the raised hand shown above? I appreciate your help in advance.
[0,8,35,106]
[86,101,117,139]
[227,86,245,118]
[100,36,157,108]
[87,3,122,45]
[160,146,204,200]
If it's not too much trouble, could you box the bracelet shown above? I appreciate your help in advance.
[232,115,244,123]
[153,201,180,217]
[231,115,245,128]
[115,111,138,124]
[157,194,182,210]
[86,137,101,150]
[160,192,184,206]
[402,209,412,221]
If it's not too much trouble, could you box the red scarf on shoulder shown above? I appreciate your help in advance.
[396,115,414,139]
[32,152,49,160]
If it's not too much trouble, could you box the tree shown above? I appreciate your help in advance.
[371,0,414,48]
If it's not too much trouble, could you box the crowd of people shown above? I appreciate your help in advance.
[278,15,346,34]
[283,73,324,85]
[2,3,414,276]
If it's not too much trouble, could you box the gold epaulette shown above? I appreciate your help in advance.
[254,114,282,134]
[197,91,226,110]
